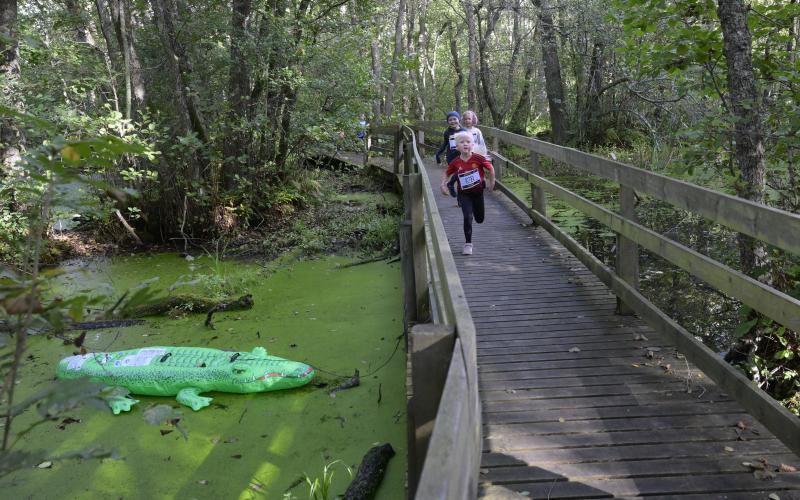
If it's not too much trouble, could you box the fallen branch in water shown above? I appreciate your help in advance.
[342,443,395,500]
[329,369,360,397]
[337,254,396,269]
[126,294,253,318]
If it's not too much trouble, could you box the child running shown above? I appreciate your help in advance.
[440,131,496,255]
[435,111,466,166]
[461,110,488,157]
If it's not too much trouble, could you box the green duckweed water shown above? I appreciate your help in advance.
[3,253,406,499]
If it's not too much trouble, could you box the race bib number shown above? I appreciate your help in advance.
[458,169,481,191]
[448,135,457,149]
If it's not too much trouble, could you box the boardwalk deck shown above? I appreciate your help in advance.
[423,160,800,500]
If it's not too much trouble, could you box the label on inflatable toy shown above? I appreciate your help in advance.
[66,354,93,371]
[116,348,167,367]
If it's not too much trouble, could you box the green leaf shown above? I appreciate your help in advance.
[733,318,758,338]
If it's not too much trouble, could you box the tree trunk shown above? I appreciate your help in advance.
[384,0,406,118]
[371,38,383,125]
[462,0,478,110]
[532,0,567,144]
[223,0,252,190]
[477,5,502,125]
[0,0,22,173]
[583,41,604,146]
[150,0,208,151]
[716,0,767,275]
[94,0,122,111]
[109,0,145,119]
[448,22,463,113]
[508,58,534,134]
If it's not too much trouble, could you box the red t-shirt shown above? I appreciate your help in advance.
[446,154,493,193]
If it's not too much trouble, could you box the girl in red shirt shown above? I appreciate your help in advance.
[439,132,496,255]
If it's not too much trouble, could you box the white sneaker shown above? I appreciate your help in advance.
[462,243,473,255]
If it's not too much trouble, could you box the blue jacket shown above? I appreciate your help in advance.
[435,126,466,164]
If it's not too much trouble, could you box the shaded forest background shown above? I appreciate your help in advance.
[0,1,799,409]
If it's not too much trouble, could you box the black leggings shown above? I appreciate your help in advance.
[458,190,485,243]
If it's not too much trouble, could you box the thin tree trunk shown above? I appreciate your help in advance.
[150,0,208,152]
[0,0,22,173]
[508,58,534,134]
[223,0,252,190]
[717,0,767,275]
[477,4,502,125]
[532,0,567,144]
[384,0,406,118]
[583,41,604,145]
[463,0,478,110]
[371,38,383,125]
[94,0,121,111]
[448,22,463,113]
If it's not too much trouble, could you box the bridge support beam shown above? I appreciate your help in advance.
[407,323,455,499]
[616,185,639,315]
[401,173,428,325]
[529,152,546,218]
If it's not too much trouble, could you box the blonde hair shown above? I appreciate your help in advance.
[462,110,479,126]
[454,131,472,143]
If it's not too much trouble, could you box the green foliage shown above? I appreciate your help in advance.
[303,460,353,500]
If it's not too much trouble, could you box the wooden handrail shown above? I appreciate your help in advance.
[417,120,800,257]
[368,126,482,498]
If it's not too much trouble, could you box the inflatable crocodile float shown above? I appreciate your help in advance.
[56,346,315,413]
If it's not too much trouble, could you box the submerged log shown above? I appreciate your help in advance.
[126,294,253,318]
[343,443,395,500]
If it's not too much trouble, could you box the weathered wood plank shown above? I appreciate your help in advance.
[480,472,800,499]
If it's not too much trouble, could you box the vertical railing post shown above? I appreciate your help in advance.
[363,130,371,166]
[409,173,428,321]
[407,323,455,498]
[491,136,501,180]
[400,175,416,326]
[616,185,639,315]
[417,129,425,158]
[393,128,402,174]
[529,152,546,217]
[404,139,415,175]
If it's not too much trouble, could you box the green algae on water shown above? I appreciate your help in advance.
[2,254,406,499]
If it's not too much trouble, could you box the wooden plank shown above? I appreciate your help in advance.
[479,472,800,499]
[480,381,701,403]
[482,390,732,413]
[479,373,693,391]
[484,413,762,436]
[484,427,770,452]
[483,401,746,425]
[415,342,479,499]
[482,454,799,482]
[481,439,792,466]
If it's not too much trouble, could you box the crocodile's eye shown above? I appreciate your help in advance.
[233,368,246,374]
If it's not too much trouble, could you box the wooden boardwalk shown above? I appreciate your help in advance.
[424,162,800,500]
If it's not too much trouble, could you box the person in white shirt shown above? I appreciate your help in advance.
[461,110,488,157]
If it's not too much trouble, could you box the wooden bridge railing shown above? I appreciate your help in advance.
[368,120,800,497]
[414,120,800,458]
[368,124,482,499]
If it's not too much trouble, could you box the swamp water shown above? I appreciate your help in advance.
[3,254,406,499]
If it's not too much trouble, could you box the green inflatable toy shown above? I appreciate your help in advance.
[56,346,315,413]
